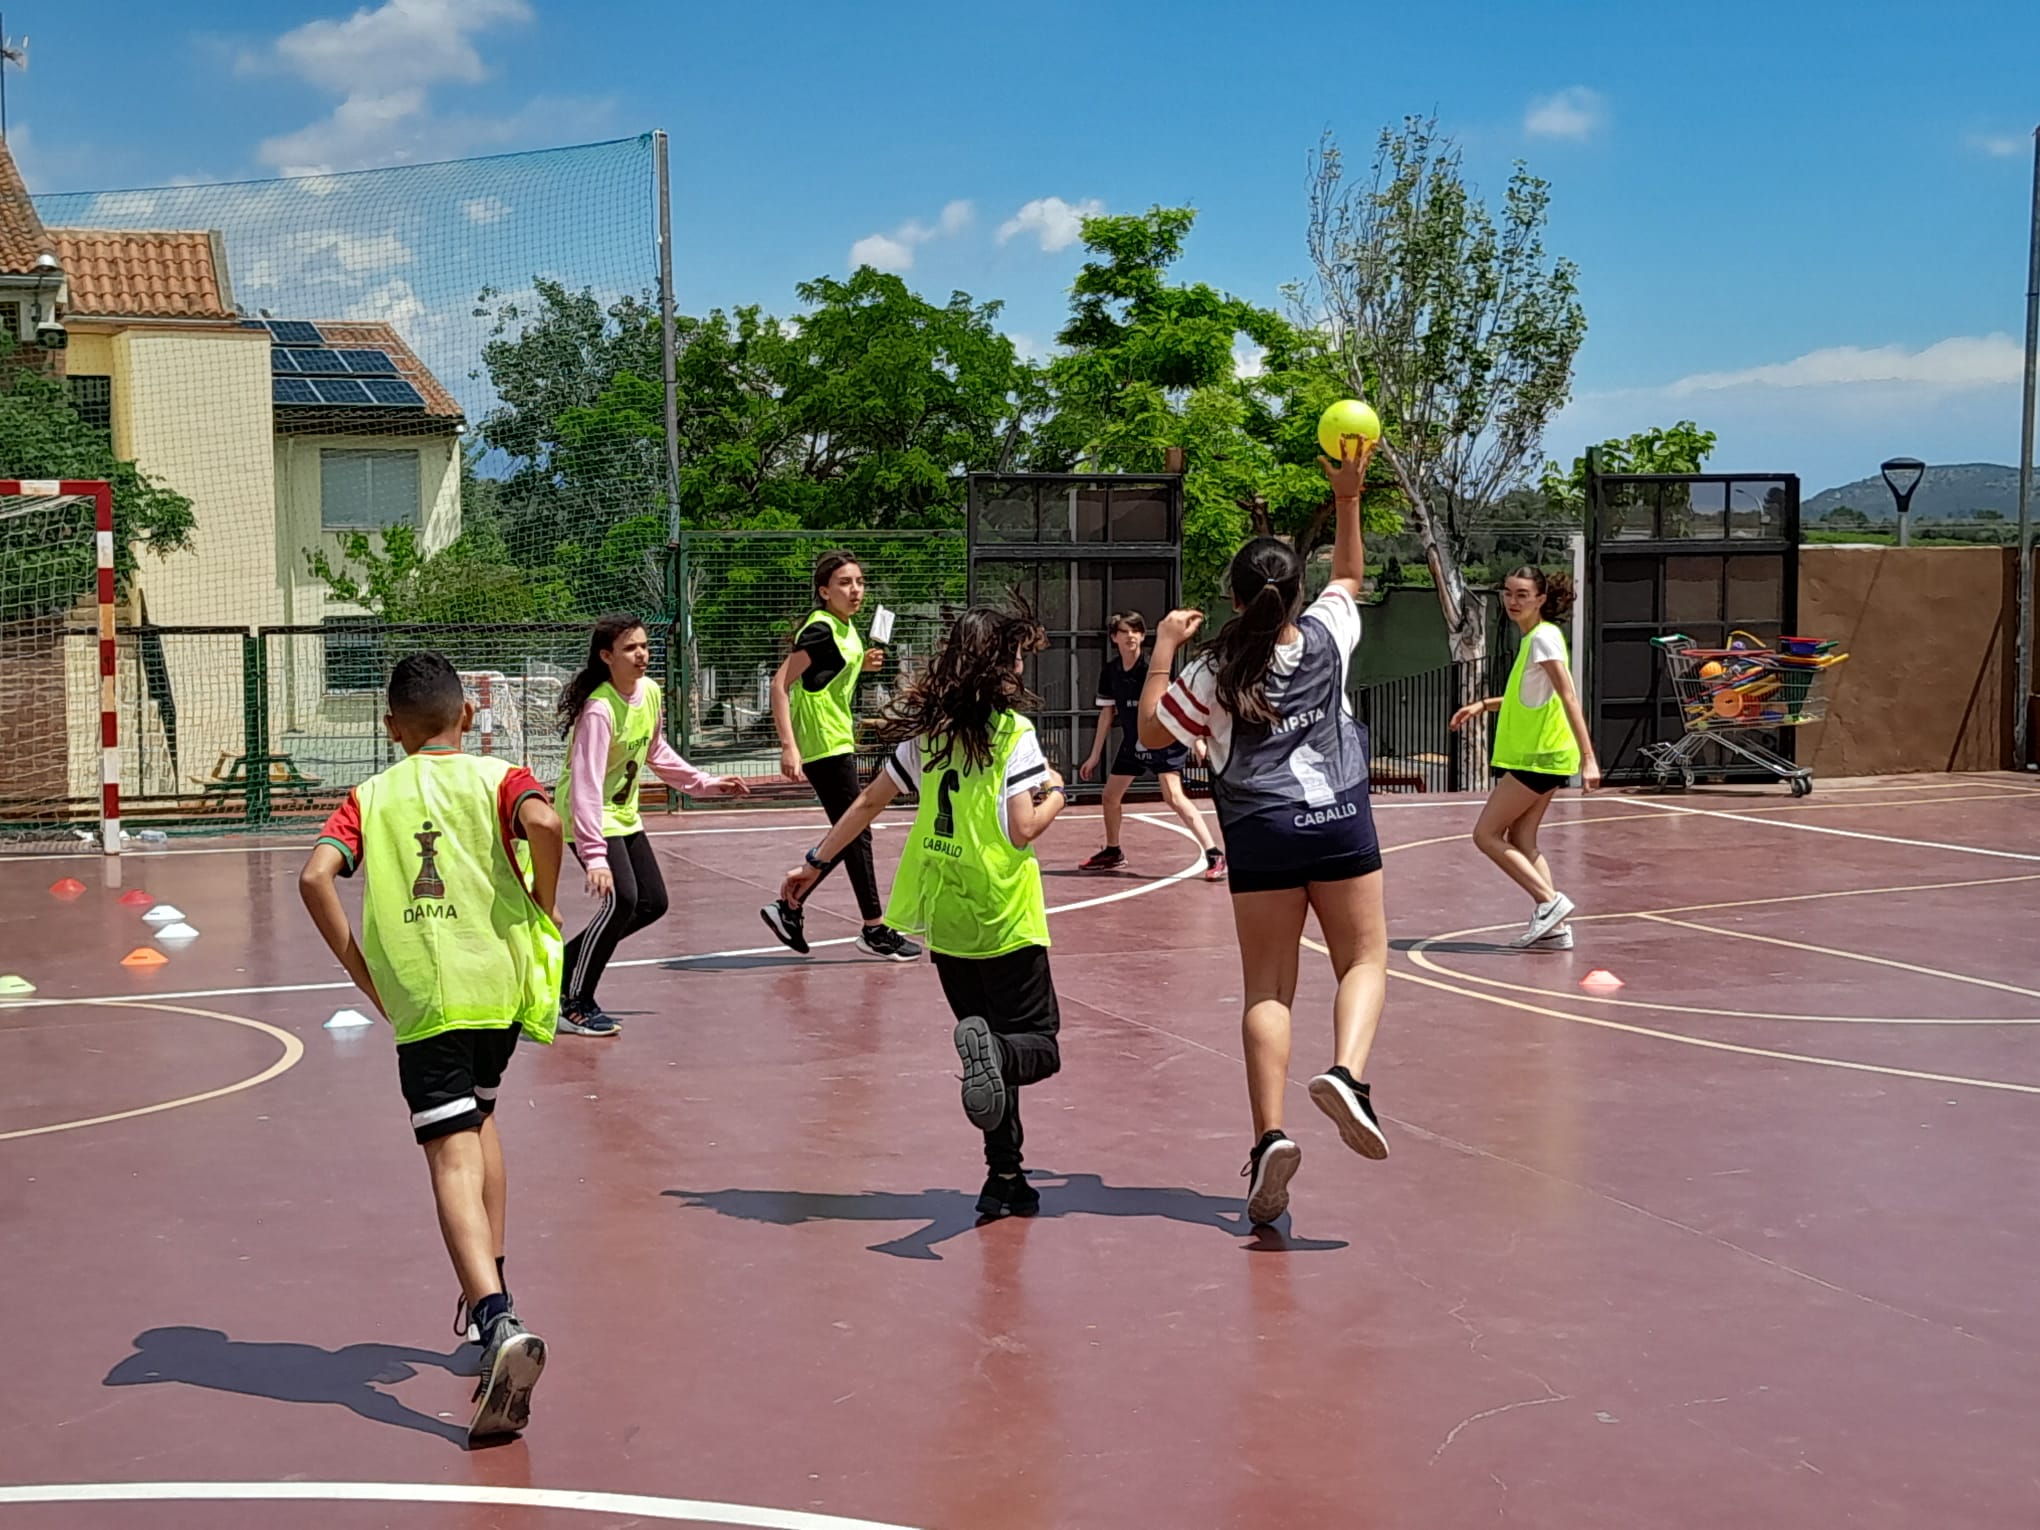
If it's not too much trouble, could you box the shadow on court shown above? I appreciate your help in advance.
[104,1326,474,1445]
[661,954,869,972]
[663,1172,1348,1261]
[1392,937,1566,956]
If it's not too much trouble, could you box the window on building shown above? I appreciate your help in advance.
[67,375,113,436]
[321,616,386,693]
[0,301,23,341]
[320,448,421,531]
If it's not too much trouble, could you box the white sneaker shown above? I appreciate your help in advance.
[1528,926,1574,951]
[1512,893,1574,948]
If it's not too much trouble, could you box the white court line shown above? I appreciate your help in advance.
[0,1481,924,1529]
[3,815,1208,1008]
[1626,795,2040,863]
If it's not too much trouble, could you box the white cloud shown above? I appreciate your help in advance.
[1524,87,1607,141]
[245,0,531,92]
[997,196,1105,253]
[243,1,608,173]
[1967,132,2028,160]
[847,199,975,273]
[462,195,512,224]
[850,232,917,273]
[1232,341,1267,381]
[1665,334,2024,396]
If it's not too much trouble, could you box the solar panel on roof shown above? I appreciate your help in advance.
[272,377,320,405]
[311,378,375,405]
[271,348,300,373]
[362,378,425,408]
[265,320,325,347]
[291,348,348,375]
[340,349,400,376]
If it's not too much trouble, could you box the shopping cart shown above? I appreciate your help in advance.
[1640,631,1848,797]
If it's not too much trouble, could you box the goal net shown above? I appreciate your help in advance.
[0,480,118,854]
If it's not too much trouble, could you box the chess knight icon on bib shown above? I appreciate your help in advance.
[412,821,447,901]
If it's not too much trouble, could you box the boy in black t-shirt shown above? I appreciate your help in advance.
[1077,612,1224,880]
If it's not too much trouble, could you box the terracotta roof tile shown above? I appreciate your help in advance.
[48,228,235,320]
[312,321,464,420]
[0,136,58,276]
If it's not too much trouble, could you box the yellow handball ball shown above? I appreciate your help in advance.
[1317,398,1383,459]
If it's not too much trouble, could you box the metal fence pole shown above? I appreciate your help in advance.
[243,632,271,827]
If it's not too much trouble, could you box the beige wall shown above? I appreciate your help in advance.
[1796,546,2014,776]
[272,432,461,734]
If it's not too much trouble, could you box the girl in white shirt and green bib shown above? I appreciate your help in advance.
[778,604,1069,1220]
[1450,567,1601,950]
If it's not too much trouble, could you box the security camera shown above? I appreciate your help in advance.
[35,319,67,349]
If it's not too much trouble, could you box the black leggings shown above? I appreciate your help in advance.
[562,831,668,1009]
[932,946,1062,1176]
[803,752,884,922]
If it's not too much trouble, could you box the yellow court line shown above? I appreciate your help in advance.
[1633,912,2040,1004]
[1389,874,2040,1025]
[0,1001,304,1142]
[1384,963,2040,1096]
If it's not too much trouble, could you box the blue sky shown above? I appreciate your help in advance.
[7,0,2038,492]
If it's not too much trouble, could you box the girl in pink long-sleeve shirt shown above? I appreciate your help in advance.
[553,614,748,1037]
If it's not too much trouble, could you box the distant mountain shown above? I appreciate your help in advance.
[1804,463,2024,523]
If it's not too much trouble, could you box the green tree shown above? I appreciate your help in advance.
[1822,505,1869,528]
[1040,206,1400,607]
[1539,421,1719,519]
[0,343,195,620]
[1303,117,1587,686]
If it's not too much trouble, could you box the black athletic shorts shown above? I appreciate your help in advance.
[1111,741,1189,779]
[1226,845,1384,894]
[1501,767,1572,795]
[396,1023,522,1144]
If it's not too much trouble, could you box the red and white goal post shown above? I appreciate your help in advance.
[0,479,120,854]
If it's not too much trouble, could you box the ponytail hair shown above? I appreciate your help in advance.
[1204,536,1305,726]
[1505,565,1575,624]
[557,612,648,737]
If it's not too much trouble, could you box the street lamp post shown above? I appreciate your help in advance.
[1881,457,1925,547]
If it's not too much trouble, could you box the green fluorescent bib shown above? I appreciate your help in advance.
[790,609,862,765]
[355,751,562,1046]
[1491,622,1582,776]
[886,711,1050,960]
[557,680,659,838]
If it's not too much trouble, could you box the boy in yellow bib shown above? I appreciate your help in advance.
[779,605,1070,1218]
[299,652,564,1444]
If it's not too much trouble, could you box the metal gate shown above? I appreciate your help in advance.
[1586,463,1800,782]
[966,472,1184,774]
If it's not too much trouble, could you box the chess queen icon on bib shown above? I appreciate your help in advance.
[412,821,446,901]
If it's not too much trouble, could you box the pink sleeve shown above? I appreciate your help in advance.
[646,713,721,795]
[569,702,613,869]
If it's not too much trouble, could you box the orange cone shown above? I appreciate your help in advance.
[49,878,86,900]
[1580,969,1624,993]
[118,889,155,908]
[121,947,169,968]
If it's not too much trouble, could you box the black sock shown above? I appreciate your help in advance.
[495,1256,505,1287]
[475,1291,511,1332]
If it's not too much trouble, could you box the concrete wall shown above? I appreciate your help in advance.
[1796,545,2014,776]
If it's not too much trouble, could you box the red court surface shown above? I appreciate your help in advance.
[3,773,2038,1529]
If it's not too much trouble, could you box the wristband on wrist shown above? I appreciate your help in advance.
[804,844,835,872]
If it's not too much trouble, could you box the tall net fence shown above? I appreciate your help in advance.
[4,137,666,841]
[673,530,967,793]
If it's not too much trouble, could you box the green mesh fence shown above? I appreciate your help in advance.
[4,137,665,843]
[673,530,967,794]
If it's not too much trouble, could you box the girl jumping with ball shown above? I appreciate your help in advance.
[1139,439,1391,1229]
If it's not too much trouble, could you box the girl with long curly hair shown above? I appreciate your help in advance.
[778,602,1071,1219]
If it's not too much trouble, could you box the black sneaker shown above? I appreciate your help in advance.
[1241,1130,1302,1226]
[557,1004,619,1038]
[1078,845,1126,872]
[453,1290,514,1346]
[952,1014,1008,1130]
[467,1311,546,1444]
[856,924,922,962]
[760,900,809,955]
[975,1172,1041,1219]
[1307,1065,1389,1160]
